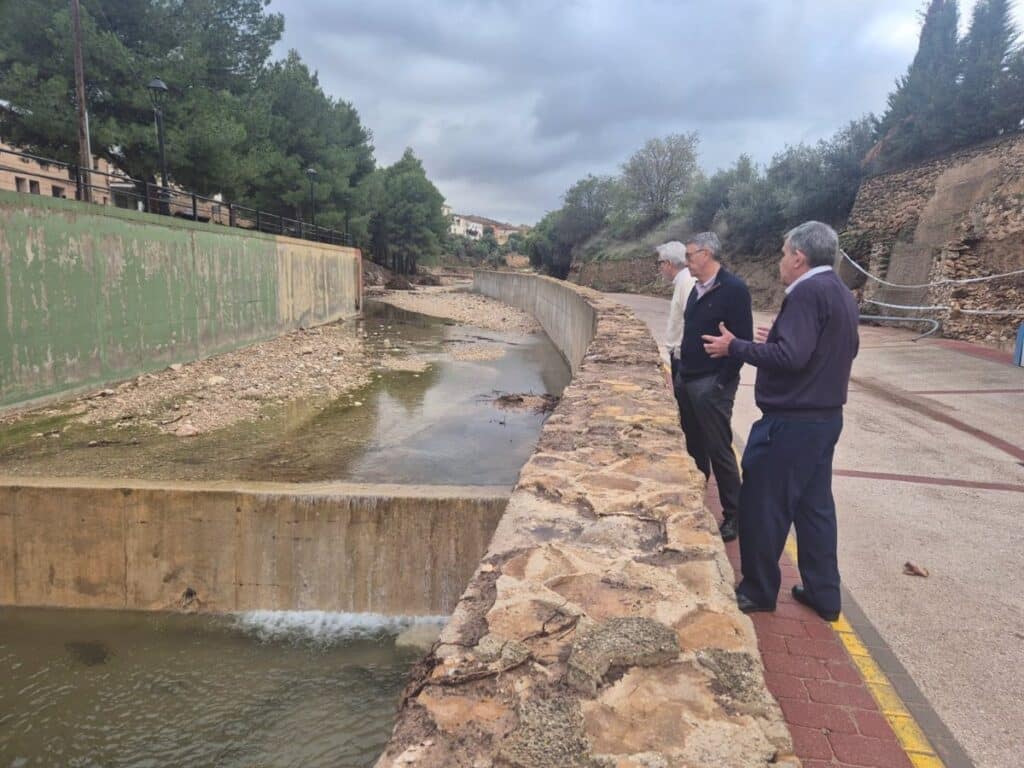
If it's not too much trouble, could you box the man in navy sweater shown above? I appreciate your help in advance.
[675,233,753,542]
[703,221,859,621]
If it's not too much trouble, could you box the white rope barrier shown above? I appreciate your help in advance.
[864,299,949,311]
[864,299,1024,316]
[841,250,1024,289]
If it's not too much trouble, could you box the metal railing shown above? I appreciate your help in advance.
[0,146,354,247]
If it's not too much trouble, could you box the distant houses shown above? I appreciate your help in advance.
[443,204,528,245]
[0,138,125,205]
[0,138,238,225]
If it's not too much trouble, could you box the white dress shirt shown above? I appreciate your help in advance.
[665,267,697,360]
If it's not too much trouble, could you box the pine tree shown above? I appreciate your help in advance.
[955,0,1018,144]
[875,0,960,168]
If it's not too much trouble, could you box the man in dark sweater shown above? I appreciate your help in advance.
[675,232,753,542]
[702,221,859,621]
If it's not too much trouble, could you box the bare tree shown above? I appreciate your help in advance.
[621,132,700,222]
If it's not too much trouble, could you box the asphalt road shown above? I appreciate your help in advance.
[610,291,1024,768]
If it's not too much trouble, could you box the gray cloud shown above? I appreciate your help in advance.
[267,0,993,223]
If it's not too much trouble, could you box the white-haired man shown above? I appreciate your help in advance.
[702,221,859,621]
[656,241,697,371]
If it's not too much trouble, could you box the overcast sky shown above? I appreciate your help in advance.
[266,0,1014,225]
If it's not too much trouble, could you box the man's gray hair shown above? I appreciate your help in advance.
[785,221,838,269]
[685,232,721,259]
[655,241,687,267]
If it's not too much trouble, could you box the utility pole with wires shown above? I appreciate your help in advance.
[70,0,93,202]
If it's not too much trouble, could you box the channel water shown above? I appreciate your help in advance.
[0,606,442,767]
[0,300,571,485]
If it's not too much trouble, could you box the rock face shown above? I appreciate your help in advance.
[375,276,796,768]
[843,132,1024,349]
[571,258,672,297]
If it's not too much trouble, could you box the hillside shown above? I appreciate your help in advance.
[569,215,788,311]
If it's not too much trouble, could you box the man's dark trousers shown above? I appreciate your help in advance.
[736,412,844,614]
[674,368,741,520]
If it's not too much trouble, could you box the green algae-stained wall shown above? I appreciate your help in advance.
[0,191,360,408]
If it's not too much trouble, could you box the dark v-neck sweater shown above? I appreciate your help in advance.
[728,269,860,415]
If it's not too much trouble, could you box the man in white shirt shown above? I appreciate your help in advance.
[656,240,697,428]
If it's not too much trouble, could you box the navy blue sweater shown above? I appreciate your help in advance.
[728,270,859,414]
[679,267,753,386]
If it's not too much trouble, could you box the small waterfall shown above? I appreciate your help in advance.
[231,610,447,646]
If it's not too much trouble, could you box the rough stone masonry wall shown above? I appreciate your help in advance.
[844,134,1024,347]
[376,273,796,768]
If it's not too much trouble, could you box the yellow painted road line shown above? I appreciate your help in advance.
[781,537,945,767]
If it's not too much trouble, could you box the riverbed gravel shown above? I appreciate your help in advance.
[373,286,541,334]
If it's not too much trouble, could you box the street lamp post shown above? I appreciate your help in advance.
[147,77,170,214]
[306,167,318,238]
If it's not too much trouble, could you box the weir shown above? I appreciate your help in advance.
[0,478,506,615]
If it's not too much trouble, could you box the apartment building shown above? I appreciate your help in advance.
[0,139,122,205]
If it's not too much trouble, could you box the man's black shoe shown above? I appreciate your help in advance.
[735,592,775,614]
[791,585,840,622]
[719,516,738,542]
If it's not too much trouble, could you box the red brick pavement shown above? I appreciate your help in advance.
[706,479,914,768]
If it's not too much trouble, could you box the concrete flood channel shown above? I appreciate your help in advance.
[0,296,571,766]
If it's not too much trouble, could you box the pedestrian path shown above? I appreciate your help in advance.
[706,480,937,768]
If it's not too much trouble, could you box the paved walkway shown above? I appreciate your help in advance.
[707,479,918,768]
[610,292,1024,768]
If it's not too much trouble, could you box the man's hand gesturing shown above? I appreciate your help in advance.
[702,322,734,359]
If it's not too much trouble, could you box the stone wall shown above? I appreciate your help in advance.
[844,134,1024,347]
[0,190,361,408]
[0,478,504,615]
[377,273,796,768]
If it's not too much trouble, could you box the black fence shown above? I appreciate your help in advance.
[0,146,354,247]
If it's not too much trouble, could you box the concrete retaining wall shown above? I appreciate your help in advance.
[378,273,796,768]
[0,191,361,409]
[0,478,505,615]
[474,270,597,373]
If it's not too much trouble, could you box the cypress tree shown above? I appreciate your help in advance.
[875,0,960,168]
[955,0,1018,144]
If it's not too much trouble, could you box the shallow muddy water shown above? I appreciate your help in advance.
[0,606,441,767]
[0,301,570,485]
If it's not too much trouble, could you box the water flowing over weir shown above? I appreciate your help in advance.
[0,296,572,766]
